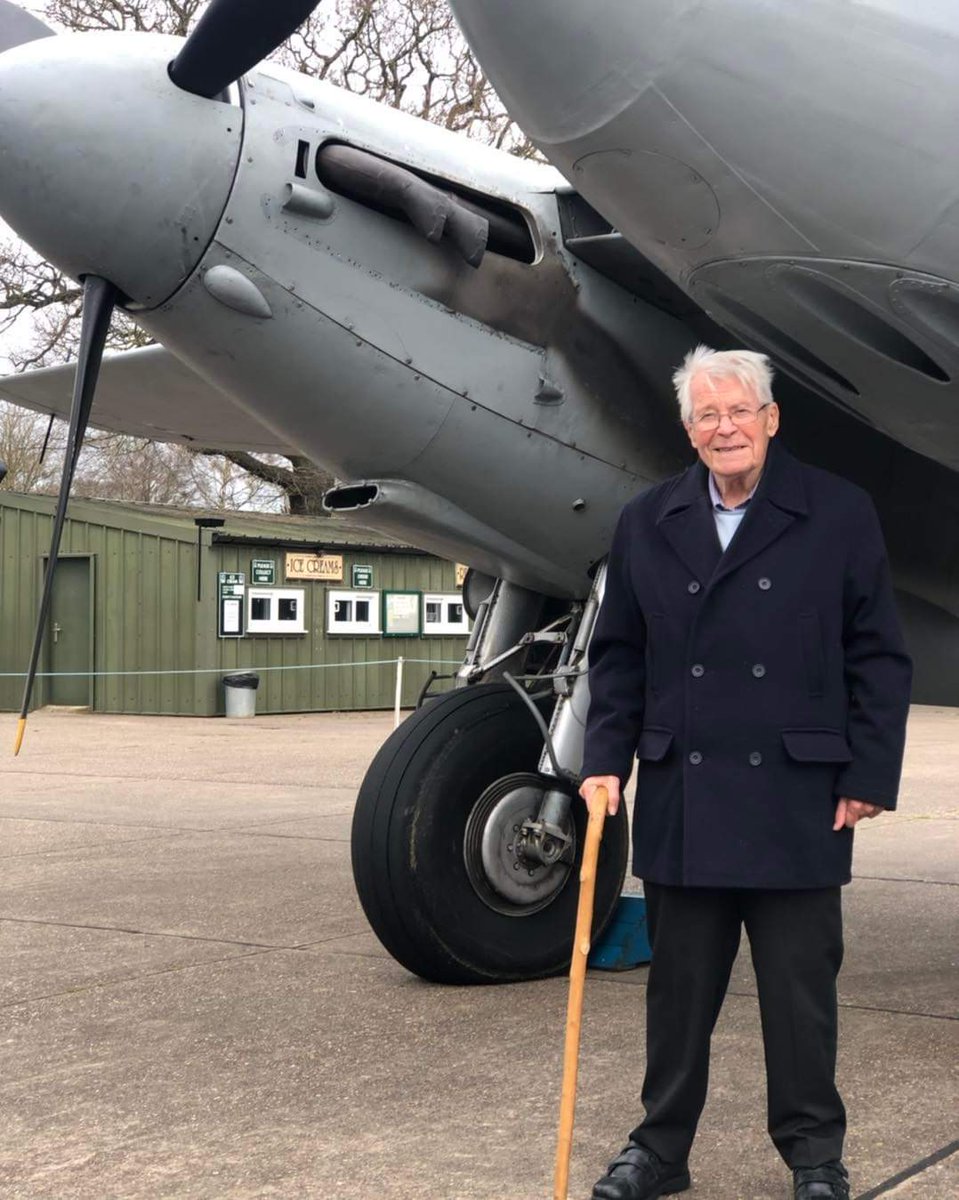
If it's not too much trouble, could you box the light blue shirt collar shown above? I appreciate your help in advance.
[708,472,759,511]
[708,472,760,551]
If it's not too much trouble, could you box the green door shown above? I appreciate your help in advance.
[46,556,93,706]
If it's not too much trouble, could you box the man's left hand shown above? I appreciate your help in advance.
[833,797,884,830]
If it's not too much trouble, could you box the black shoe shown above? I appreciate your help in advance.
[794,1161,850,1200]
[591,1140,690,1199]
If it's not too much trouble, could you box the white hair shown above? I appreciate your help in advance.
[672,345,775,423]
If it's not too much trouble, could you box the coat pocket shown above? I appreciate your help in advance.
[798,610,826,697]
[781,728,853,763]
[637,727,674,762]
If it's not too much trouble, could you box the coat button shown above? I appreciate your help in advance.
[752,663,766,678]
[758,576,772,590]
[748,751,763,766]
[691,664,705,678]
[687,581,701,594]
[689,751,703,765]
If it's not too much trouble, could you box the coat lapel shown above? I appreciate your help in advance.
[655,461,723,585]
[707,440,809,590]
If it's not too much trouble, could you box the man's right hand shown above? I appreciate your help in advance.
[579,775,622,816]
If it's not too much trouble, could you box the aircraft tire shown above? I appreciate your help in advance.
[350,682,628,984]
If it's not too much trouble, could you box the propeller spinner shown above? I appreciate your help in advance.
[2,0,324,749]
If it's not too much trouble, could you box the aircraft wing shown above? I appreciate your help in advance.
[0,345,299,456]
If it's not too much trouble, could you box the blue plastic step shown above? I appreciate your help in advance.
[589,894,651,970]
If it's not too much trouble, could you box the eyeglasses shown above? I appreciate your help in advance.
[689,403,770,432]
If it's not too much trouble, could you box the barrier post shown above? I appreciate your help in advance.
[393,656,404,729]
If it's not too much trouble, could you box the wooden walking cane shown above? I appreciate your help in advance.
[553,784,608,1200]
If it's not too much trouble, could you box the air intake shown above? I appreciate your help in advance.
[780,269,949,383]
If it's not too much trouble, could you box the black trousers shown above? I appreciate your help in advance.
[631,883,845,1168]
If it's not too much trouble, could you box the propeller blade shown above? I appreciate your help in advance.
[38,413,55,466]
[0,0,54,55]
[14,276,116,755]
[168,0,320,99]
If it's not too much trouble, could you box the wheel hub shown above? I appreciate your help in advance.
[463,773,575,915]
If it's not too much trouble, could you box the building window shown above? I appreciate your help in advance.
[327,589,382,636]
[422,592,470,636]
[247,587,306,635]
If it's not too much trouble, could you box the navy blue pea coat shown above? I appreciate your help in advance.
[581,441,912,889]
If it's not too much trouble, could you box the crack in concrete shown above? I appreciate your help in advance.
[0,816,355,856]
[0,946,272,1011]
[0,918,370,1009]
[853,873,958,888]
[0,830,191,861]
[0,814,195,831]
[0,914,366,952]
[591,974,959,1023]
[3,768,360,791]
[227,831,350,843]
[854,1138,958,1199]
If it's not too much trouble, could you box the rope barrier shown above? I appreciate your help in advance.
[0,658,463,679]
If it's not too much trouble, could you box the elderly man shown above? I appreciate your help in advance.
[580,346,911,1200]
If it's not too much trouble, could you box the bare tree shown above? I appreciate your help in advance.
[281,0,535,153]
[2,0,531,512]
[189,450,288,511]
[73,436,200,506]
[197,451,332,515]
[0,245,152,373]
[37,0,200,36]
[0,402,63,494]
[72,436,283,509]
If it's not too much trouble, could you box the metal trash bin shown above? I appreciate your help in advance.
[223,672,259,718]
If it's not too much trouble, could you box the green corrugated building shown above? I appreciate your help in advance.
[0,490,470,715]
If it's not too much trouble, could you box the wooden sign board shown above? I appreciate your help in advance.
[285,552,343,581]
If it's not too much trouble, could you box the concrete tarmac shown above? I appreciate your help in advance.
[1,706,956,1199]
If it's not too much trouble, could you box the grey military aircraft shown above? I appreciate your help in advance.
[0,0,956,984]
